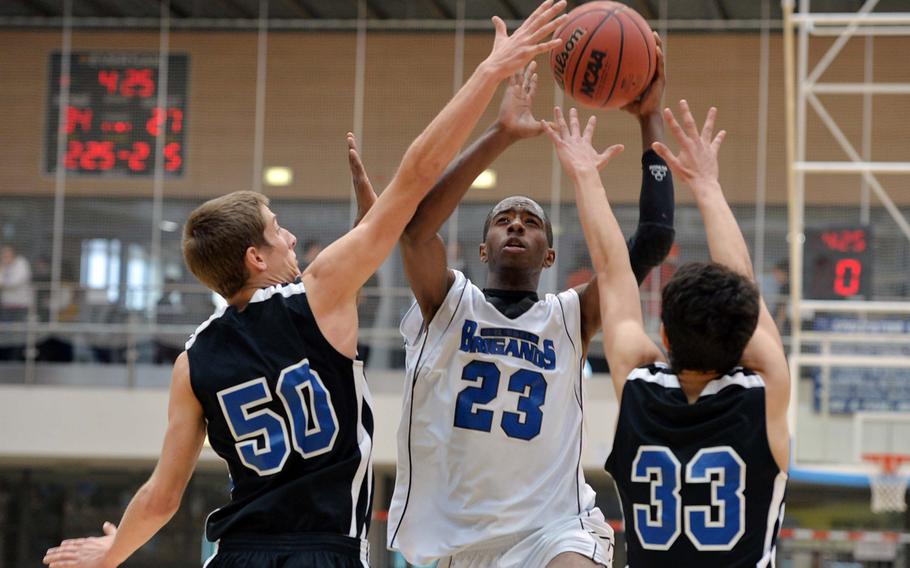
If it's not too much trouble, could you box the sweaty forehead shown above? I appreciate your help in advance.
[489,197,546,220]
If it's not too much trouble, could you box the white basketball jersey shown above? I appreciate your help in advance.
[388,270,597,565]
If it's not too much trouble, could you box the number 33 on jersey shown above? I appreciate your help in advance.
[631,445,745,551]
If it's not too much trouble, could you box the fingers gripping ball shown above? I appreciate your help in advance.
[549,1,657,109]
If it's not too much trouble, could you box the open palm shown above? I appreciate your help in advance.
[543,107,624,178]
[498,61,544,139]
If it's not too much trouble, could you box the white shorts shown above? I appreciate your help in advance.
[438,508,614,568]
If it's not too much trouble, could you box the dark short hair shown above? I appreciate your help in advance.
[182,191,270,298]
[482,197,554,246]
[661,261,760,373]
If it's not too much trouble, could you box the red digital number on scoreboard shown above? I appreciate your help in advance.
[97,68,155,98]
[46,52,187,177]
[805,226,872,300]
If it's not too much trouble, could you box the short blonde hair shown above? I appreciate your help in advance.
[182,191,270,298]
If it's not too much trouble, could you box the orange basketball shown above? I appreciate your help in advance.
[549,1,657,109]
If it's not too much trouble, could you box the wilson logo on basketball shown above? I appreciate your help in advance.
[580,50,607,98]
[552,27,586,91]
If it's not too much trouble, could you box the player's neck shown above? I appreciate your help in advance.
[484,268,540,292]
[676,369,720,404]
[227,292,253,311]
[228,273,292,311]
[227,282,264,311]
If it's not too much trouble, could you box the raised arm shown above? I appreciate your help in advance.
[347,132,378,229]
[576,33,675,347]
[653,100,790,470]
[400,61,547,321]
[624,35,675,284]
[303,0,567,357]
[43,353,206,568]
[543,108,663,402]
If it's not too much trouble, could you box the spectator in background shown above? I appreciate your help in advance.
[32,255,52,322]
[770,258,790,333]
[33,258,79,362]
[0,244,34,361]
[0,245,33,322]
[153,277,186,365]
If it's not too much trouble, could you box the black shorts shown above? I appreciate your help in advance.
[205,533,368,568]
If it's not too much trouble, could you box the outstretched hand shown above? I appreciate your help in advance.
[43,522,117,568]
[542,107,624,179]
[346,132,378,226]
[484,0,567,80]
[622,32,666,119]
[651,100,725,188]
[497,61,546,139]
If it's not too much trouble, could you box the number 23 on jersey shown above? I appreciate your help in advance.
[453,360,548,441]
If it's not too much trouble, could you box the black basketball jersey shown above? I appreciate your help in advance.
[186,281,373,544]
[605,363,787,567]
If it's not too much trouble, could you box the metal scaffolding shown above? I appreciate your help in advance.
[783,0,910,469]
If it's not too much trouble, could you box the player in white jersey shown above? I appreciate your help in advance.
[348,35,674,568]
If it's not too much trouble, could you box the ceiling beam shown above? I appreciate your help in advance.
[496,0,521,19]
[20,0,55,17]
[211,0,253,18]
[364,0,388,19]
[634,0,655,20]
[424,0,454,19]
[167,0,190,19]
[286,0,321,18]
[79,0,126,17]
[428,0,455,20]
[713,0,730,20]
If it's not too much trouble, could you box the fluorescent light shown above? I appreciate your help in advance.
[264,166,293,186]
[159,220,179,232]
[471,169,497,189]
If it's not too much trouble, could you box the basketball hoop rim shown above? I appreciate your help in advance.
[863,453,910,475]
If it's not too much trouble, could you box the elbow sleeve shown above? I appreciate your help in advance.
[628,224,676,284]
[627,150,676,284]
[639,149,675,226]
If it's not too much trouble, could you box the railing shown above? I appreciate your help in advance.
[0,281,796,385]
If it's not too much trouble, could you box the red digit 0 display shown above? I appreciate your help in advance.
[46,52,188,177]
[804,226,873,300]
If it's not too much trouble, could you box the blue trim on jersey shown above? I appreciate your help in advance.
[186,281,307,350]
[390,277,470,550]
[555,291,585,516]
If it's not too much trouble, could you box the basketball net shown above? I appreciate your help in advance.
[865,454,910,513]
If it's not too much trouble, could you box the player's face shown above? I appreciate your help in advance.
[260,206,301,283]
[481,198,554,272]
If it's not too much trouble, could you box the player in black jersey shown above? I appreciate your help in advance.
[41,4,568,568]
[544,100,790,567]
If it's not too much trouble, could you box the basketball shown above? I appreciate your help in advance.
[549,1,657,109]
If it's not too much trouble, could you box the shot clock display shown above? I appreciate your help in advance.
[804,225,873,300]
[45,52,188,177]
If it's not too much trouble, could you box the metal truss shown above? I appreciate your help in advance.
[783,0,910,467]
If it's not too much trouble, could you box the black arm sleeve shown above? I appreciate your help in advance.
[626,149,676,284]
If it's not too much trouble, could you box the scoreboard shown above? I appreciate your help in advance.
[804,225,873,300]
[45,52,188,177]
